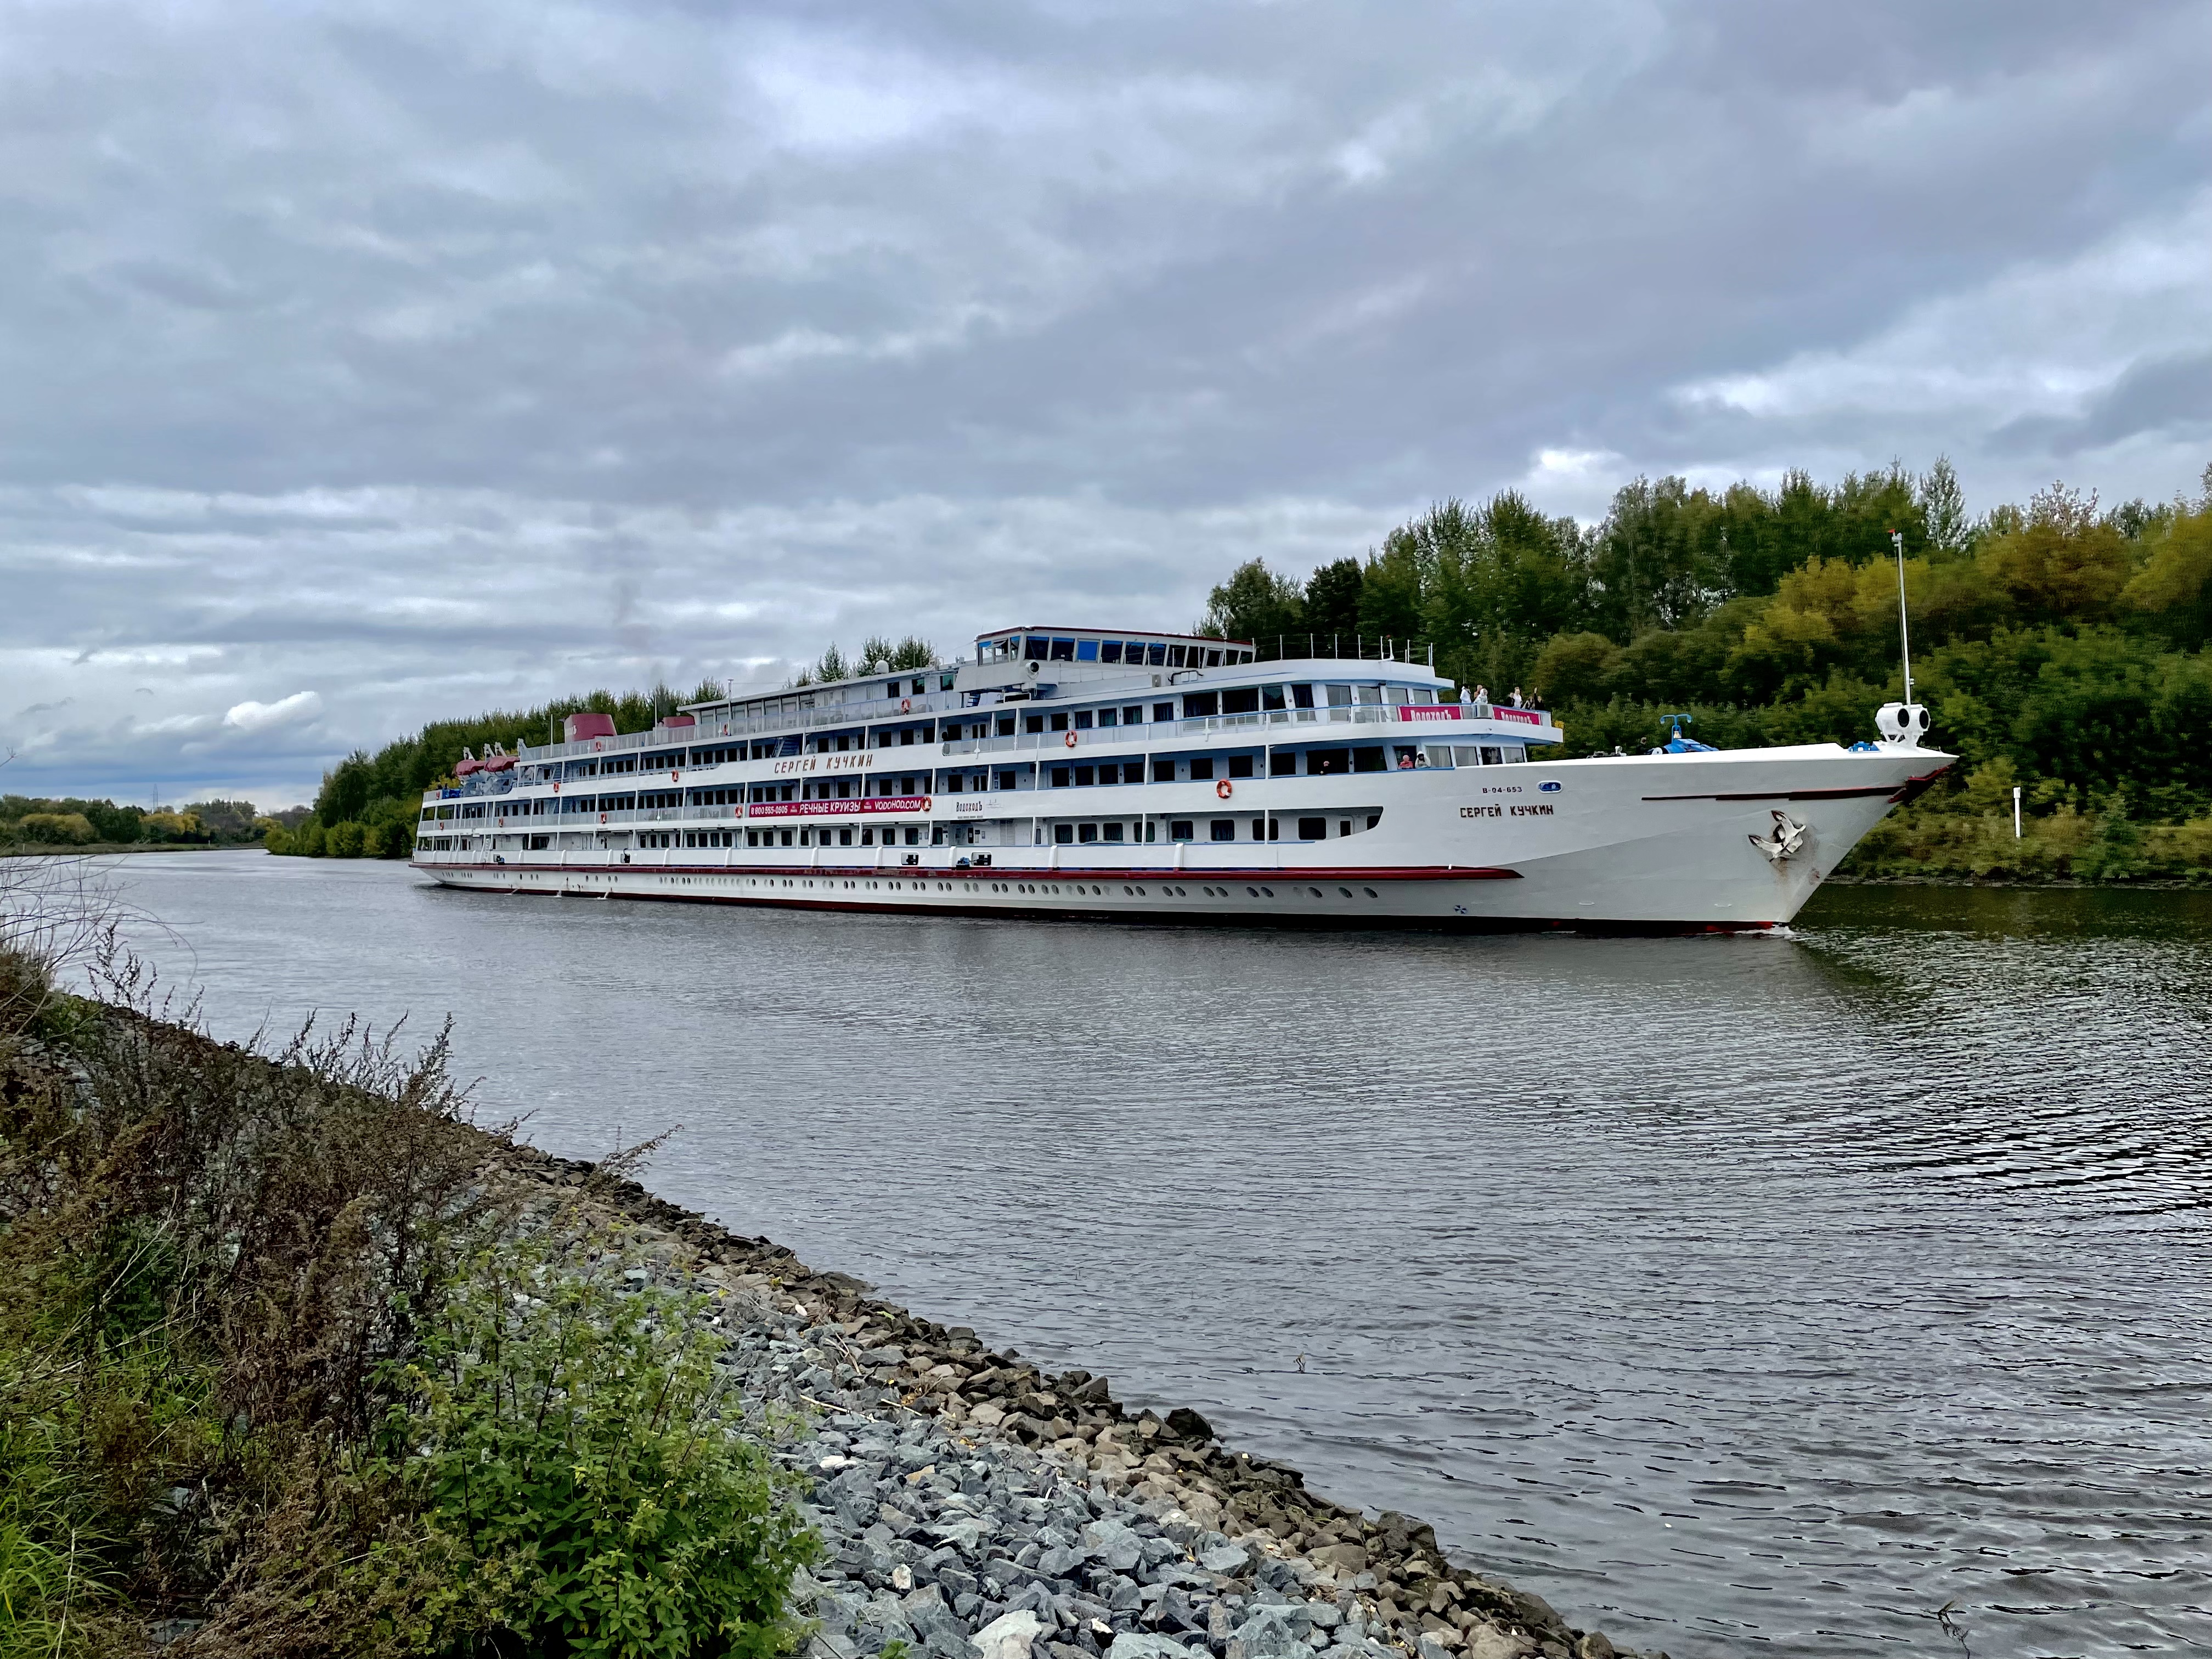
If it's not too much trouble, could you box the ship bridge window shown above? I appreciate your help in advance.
[1166,646,1186,667]
[1050,637,1076,661]
[1100,640,1124,663]
[1076,639,1099,662]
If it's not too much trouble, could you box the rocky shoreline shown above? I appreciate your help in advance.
[494,1141,1649,1659]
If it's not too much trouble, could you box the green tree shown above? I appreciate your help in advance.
[1302,558,1365,643]
[1199,558,1305,645]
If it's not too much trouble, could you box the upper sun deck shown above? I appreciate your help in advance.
[973,626,1258,673]
[503,627,1458,771]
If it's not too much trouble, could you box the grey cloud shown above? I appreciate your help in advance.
[1993,350,2212,457]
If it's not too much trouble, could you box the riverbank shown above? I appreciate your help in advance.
[0,841,247,858]
[492,1139,1631,1659]
[0,956,1637,1659]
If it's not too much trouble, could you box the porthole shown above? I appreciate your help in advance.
[1245,886,1259,898]
[1339,887,1353,898]
[1262,885,1276,898]
[1364,887,1378,898]
[1310,887,1323,899]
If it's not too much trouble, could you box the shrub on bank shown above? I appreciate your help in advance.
[385,1250,818,1658]
[0,921,814,1656]
[13,812,96,845]
[266,816,413,860]
[1839,786,2212,883]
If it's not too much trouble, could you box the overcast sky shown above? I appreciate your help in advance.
[5,0,2208,809]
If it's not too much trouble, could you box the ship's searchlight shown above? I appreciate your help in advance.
[1875,702,1931,749]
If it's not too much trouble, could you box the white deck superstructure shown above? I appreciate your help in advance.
[411,625,1951,931]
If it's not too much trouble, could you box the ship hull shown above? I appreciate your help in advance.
[412,744,1949,932]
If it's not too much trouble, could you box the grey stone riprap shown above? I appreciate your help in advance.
[496,1147,1657,1659]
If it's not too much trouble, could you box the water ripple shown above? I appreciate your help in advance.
[89,857,2212,1658]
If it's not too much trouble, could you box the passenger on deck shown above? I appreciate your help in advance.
[1473,684,1491,715]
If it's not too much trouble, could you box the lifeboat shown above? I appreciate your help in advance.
[454,747,481,777]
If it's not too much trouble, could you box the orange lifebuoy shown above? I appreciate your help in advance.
[1064,730,1079,749]
[901,697,912,713]
[671,770,679,782]
[1215,779,1233,799]
[599,811,607,823]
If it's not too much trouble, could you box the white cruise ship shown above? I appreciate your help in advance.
[411,625,1951,931]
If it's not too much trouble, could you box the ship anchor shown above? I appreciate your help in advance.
[1750,810,1810,864]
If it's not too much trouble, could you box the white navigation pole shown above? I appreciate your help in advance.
[1889,528,1914,708]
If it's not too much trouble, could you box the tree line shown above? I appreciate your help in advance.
[1,794,273,851]
[1197,458,2212,881]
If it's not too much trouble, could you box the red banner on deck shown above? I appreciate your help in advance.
[747,796,930,819]
[1397,704,1544,725]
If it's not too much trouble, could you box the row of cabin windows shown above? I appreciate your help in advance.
[981,636,1255,668]
[528,743,1526,816]
[1048,814,1380,844]
[661,679,1445,765]
[742,825,927,848]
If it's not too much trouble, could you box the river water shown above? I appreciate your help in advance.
[73,853,2212,1658]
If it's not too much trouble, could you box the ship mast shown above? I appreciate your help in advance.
[1889,528,1914,707]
